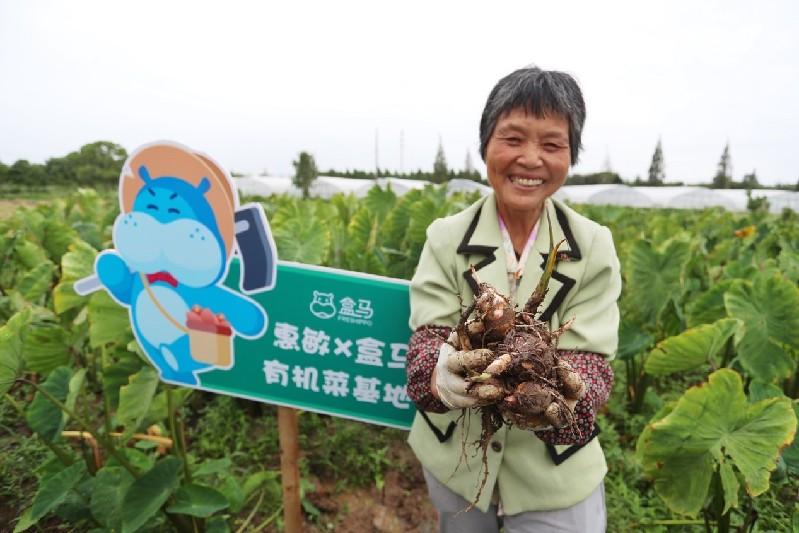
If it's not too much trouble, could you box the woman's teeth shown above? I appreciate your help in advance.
[511,176,542,187]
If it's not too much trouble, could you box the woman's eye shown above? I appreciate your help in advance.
[504,137,522,145]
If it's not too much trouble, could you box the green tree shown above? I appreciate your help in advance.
[742,169,759,189]
[44,141,127,186]
[463,150,481,182]
[8,160,46,186]
[567,171,623,185]
[712,143,732,189]
[292,151,318,199]
[647,139,665,185]
[0,161,8,185]
[432,139,448,184]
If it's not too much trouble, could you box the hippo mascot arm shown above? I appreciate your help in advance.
[95,250,135,305]
[192,285,266,338]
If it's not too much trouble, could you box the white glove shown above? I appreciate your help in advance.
[434,342,480,409]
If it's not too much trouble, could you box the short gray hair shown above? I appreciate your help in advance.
[479,67,586,165]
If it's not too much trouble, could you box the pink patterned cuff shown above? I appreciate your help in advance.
[405,325,452,413]
[404,325,614,441]
[533,350,614,445]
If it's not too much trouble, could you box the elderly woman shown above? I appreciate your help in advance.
[405,66,621,532]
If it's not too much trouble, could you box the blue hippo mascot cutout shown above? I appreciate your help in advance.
[75,141,277,386]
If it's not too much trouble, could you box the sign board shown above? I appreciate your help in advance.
[72,140,416,431]
[198,260,416,430]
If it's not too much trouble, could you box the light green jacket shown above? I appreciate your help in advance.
[407,193,621,514]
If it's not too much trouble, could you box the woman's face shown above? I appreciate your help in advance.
[485,108,571,220]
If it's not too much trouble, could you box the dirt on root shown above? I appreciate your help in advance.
[296,444,438,533]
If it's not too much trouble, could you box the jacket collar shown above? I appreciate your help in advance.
[457,193,580,321]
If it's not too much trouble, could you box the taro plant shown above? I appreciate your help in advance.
[618,237,693,412]
[636,369,796,532]
[636,270,799,529]
[1,306,278,532]
[0,197,279,531]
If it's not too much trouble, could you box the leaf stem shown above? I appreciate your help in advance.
[235,489,265,533]
[167,385,192,484]
[18,378,139,478]
[4,392,74,466]
[100,346,114,438]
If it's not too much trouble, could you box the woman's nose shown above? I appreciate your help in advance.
[517,143,543,168]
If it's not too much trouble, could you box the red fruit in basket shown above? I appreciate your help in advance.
[200,308,215,323]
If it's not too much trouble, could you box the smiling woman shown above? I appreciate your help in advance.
[404,66,621,533]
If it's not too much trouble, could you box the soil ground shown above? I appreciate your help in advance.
[293,444,438,533]
[0,199,41,219]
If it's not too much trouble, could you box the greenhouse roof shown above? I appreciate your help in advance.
[234,176,798,213]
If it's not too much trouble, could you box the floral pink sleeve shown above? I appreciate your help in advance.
[405,325,452,413]
[534,350,614,446]
[405,325,614,436]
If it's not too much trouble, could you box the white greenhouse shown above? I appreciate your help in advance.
[628,186,737,210]
[234,175,798,213]
[446,178,492,196]
[557,185,653,208]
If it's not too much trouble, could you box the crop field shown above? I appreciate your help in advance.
[1,186,798,532]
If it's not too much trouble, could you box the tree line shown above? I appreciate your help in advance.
[0,141,127,188]
[2,139,795,192]
[639,139,765,189]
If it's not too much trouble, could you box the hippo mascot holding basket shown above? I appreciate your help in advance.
[74,141,277,386]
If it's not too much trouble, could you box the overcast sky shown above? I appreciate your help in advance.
[1,0,797,185]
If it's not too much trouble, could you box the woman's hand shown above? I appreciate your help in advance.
[431,343,484,409]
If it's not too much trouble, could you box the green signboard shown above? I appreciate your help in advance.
[196,260,416,430]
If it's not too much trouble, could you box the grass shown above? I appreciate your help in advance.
[0,394,56,530]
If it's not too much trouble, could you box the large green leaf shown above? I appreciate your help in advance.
[14,261,55,302]
[140,387,191,431]
[362,184,397,223]
[121,456,183,533]
[725,273,799,382]
[271,202,330,264]
[616,321,654,361]
[116,366,159,443]
[26,366,72,442]
[65,368,87,415]
[39,217,79,262]
[28,461,87,526]
[192,458,233,479]
[751,384,799,475]
[15,239,49,270]
[783,402,799,475]
[685,279,736,327]
[103,350,145,409]
[23,311,71,375]
[645,318,740,376]
[0,309,30,396]
[53,240,96,314]
[166,483,229,518]
[637,369,796,516]
[380,189,421,250]
[624,239,692,324]
[89,291,132,348]
[344,207,386,274]
[90,466,135,529]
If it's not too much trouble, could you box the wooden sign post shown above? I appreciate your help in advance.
[278,406,303,533]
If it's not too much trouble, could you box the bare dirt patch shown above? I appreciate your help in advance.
[274,443,438,533]
[0,199,42,219]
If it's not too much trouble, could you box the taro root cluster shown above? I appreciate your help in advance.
[444,239,585,504]
[448,270,585,432]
